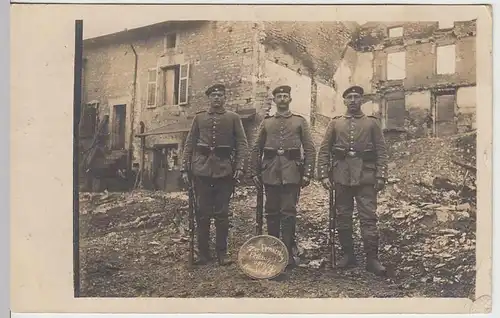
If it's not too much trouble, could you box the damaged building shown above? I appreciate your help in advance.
[79,19,476,192]
[314,20,477,141]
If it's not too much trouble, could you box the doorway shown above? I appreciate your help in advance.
[434,91,457,137]
[152,144,182,192]
[111,104,126,150]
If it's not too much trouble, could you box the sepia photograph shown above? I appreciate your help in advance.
[78,16,478,299]
[10,3,493,315]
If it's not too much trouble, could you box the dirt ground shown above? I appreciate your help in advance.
[79,132,476,299]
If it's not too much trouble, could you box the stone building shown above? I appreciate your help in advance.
[313,19,477,141]
[80,20,356,191]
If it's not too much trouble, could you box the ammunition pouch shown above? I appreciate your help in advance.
[263,147,302,161]
[196,144,233,159]
[333,147,377,162]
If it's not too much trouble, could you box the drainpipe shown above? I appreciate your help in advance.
[128,44,138,179]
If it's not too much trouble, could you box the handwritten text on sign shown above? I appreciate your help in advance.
[238,235,289,279]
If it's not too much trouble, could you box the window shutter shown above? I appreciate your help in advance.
[178,63,190,105]
[147,68,157,107]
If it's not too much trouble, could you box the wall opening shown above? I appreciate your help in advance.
[387,51,406,80]
[111,104,127,150]
[388,26,403,38]
[434,91,457,137]
[383,91,406,130]
[436,44,456,75]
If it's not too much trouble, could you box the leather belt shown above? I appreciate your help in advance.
[196,145,232,159]
[263,147,301,160]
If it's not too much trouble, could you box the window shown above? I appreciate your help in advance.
[387,51,406,80]
[438,20,454,30]
[436,45,456,75]
[384,91,406,130]
[388,26,403,38]
[165,33,177,49]
[157,63,190,106]
[147,68,157,107]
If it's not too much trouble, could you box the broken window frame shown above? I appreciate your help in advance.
[436,44,457,75]
[146,68,158,107]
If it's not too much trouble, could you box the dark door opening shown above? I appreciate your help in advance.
[152,144,182,192]
[435,93,457,137]
[112,104,126,150]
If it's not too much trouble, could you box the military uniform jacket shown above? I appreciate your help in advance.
[181,107,248,178]
[316,112,388,186]
[248,110,316,185]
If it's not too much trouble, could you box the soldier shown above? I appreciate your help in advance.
[181,83,248,266]
[317,85,388,276]
[248,85,316,270]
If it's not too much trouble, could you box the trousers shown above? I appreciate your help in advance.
[335,183,379,243]
[264,183,301,264]
[193,175,234,256]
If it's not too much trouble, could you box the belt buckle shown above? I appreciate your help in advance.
[277,148,285,155]
[347,151,356,157]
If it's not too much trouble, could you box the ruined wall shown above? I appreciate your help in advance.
[262,21,357,82]
[352,51,374,94]
[352,20,477,139]
[456,86,476,132]
[362,20,477,91]
[263,60,312,122]
[316,82,336,118]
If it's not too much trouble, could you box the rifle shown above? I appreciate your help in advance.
[187,180,196,268]
[328,173,337,269]
[256,181,264,236]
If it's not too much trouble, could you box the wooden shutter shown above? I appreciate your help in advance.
[147,68,157,106]
[178,63,190,105]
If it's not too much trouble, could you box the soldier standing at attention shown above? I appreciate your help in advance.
[181,84,248,266]
[317,85,388,276]
[248,85,316,270]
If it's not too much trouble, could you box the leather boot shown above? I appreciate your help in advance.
[281,216,296,270]
[215,219,233,266]
[364,239,387,276]
[337,229,357,268]
[195,219,211,265]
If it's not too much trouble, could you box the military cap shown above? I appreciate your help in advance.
[342,85,364,98]
[205,83,226,96]
[272,85,292,96]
